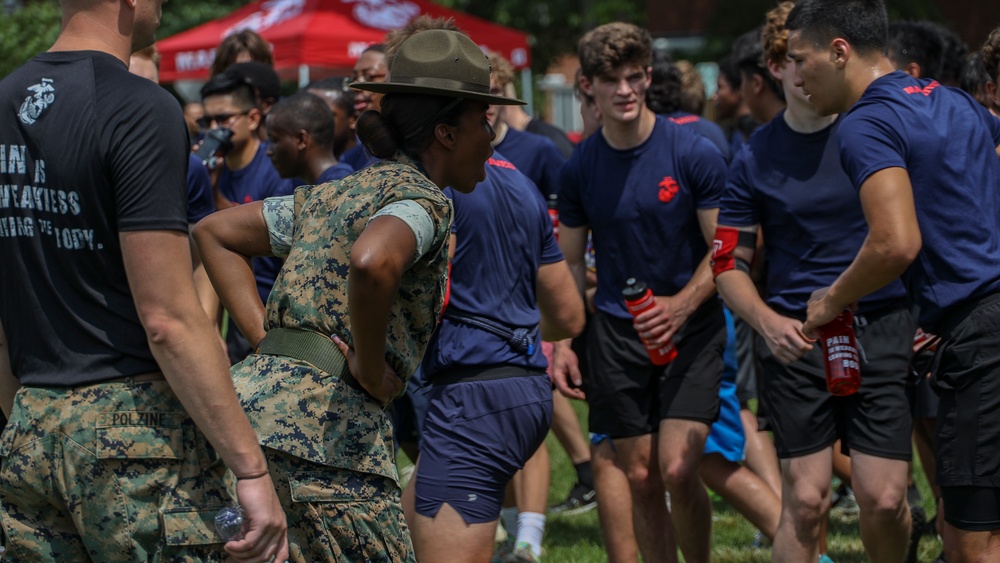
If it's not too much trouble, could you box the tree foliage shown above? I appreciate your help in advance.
[0,1,60,79]
[435,0,645,75]
[0,0,245,79]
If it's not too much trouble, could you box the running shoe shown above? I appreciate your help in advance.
[502,542,540,563]
[548,482,597,515]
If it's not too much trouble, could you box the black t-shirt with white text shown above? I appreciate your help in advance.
[0,50,189,386]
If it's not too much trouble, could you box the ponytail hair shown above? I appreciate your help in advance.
[356,93,470,160]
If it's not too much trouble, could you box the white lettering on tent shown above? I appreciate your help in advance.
[176,50,216,73]
[344,0,419,31]
[348,42,372,59]
[223,0,305,37]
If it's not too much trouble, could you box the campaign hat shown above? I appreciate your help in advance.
[351,30,524,105]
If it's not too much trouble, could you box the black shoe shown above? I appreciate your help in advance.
[548,482,597,515]
[905,485,927,563]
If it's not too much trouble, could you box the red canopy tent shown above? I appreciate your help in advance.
[157,0,531,83]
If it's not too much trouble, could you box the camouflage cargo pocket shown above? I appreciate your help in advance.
[157,507,228,562]
[95,412,185,459]
[290,470,413,563]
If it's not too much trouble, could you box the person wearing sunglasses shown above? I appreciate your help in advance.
[199,71,294,366]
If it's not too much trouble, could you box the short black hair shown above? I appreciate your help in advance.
[200,72,258,110]
[646,51,683,115]
[225,62,281,102]
[305,77,356,115]
[718,53,742,91]
[785,0,888,57]
[266,92,335,149]
[960,52,992,101]
[921,21,967,86]
[888,21,944,79]
[733,27,783,100]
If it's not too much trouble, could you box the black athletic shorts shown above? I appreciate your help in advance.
[734,315,759,403]
[757,307,915,460]
[941,486,1000,531]
[932,292,1000,491]
[585,298,725,439]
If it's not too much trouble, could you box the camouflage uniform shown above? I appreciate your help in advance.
[0,380,234,561]
[232,152,452,562]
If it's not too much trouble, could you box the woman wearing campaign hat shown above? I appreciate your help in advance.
[193,29,522,562]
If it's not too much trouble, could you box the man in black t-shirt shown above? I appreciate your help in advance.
[0,0,287,559]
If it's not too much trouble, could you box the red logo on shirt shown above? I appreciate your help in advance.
[903,80,939,96]
[487,157,517,170]
[669,115,700,125]
[658,176,680,203]
[243,195,253,203]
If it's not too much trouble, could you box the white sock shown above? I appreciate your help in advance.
[515,511,546,557]
[500,506,519,536]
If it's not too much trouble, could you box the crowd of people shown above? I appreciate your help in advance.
[2,0,1000,561]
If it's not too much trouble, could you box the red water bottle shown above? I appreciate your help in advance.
[816,310,861,396]
[547,194,559,241]
[622,278,678,366]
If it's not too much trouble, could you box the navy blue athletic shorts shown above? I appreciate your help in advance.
[414,370,552,524]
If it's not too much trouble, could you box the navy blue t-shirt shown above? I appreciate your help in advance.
[666,111,731,161]
[559,115,727,319]
[495,127,566,198]
[218,141,294,303]
[340,142,375,171]
[838,72,1000,330]
[317,162,354,184]
[186,153,214,223]
[719,111,906,313]
[423,152,563,375]
[290,161,355,189]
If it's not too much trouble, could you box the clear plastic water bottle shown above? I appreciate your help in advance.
[215,505,245,542]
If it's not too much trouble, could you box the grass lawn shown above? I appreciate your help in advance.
[404,398,945,562]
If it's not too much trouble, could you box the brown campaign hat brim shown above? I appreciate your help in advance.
[351,79,525,106]
[349,30,525,106]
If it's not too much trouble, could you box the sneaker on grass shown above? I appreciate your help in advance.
[502,542,540,563]
[548,482,597,515]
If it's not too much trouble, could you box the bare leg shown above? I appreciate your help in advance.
[513,443,550,514]
[657,419,712,563]
[773,449,832,563]
[550,391,590,465]
[616,433,676,563]
[700,453,781,540]
[851,451,911,563]
[831,440,852,485]
[404,462,498,563]
[914,415,941,534]
[739,406,782,497]
[943,524,1000,563]
[592,438,640,563]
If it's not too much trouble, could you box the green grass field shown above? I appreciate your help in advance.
[404,399,945,562]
